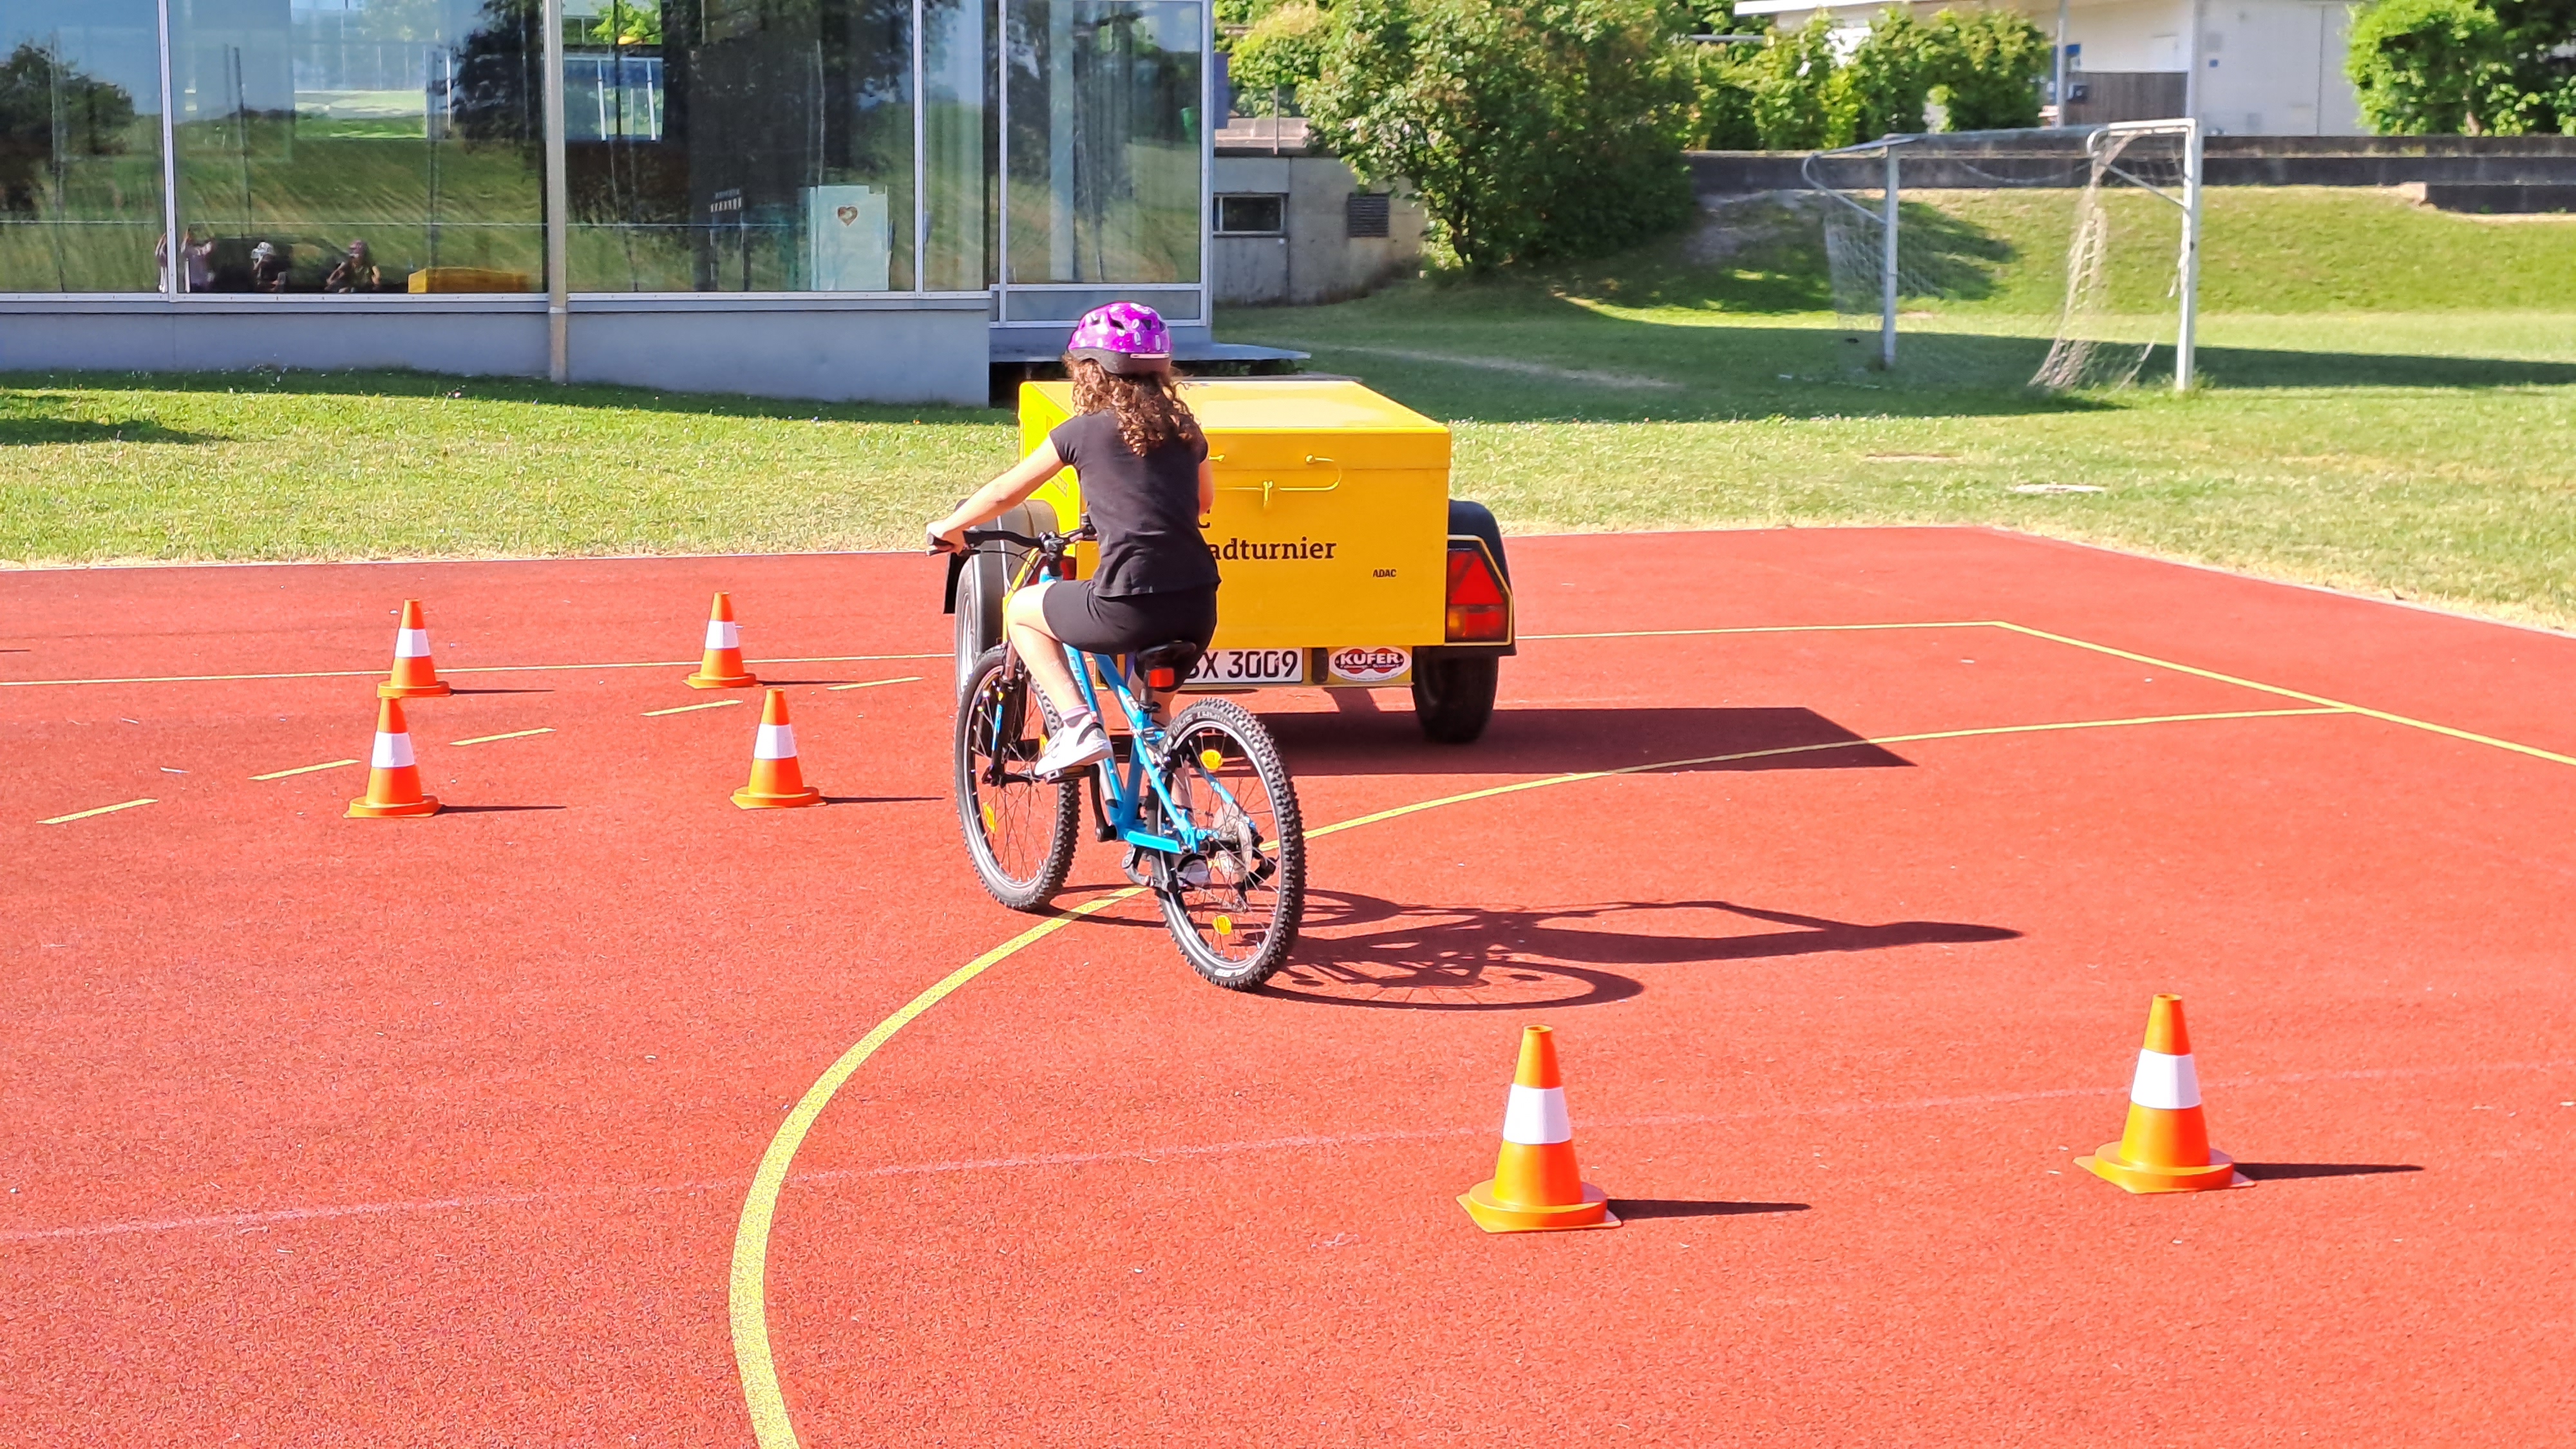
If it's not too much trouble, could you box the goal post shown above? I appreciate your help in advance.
[1803,119,2204,393]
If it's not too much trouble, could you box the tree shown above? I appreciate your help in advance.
[1926,8,2049,131]
[1229,0,1329,114]
[0,43,136,216]
[2346,0,2562,134]
[1304,0,1698,270]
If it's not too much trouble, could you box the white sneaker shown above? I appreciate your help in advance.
[1032,715,1112,779]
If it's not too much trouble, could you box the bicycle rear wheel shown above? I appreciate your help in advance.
[955,645,1079,911]
[1154,697,1305,989]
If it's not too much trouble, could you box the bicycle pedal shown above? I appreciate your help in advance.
[1121,846,1159,888]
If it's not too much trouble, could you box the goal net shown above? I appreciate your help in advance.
[1805,120,2202,392]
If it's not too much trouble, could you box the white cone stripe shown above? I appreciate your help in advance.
[370,732,415,769]
[705,620,740,650]
[393,628,431,658]
[1501,1084,1571,1146]
[2129,1048,2201,1110]
[754,723,797,760]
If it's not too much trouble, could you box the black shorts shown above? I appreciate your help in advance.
[1041,581,1218,656]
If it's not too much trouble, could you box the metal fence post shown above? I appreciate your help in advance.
[544,0,569,383]
[1880,144,1898,371]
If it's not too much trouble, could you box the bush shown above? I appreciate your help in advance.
[1927,8,2050,131]
[1305,0,1698,271]
[1746,15,1850,149]
[1683,43,1763,149]
[2345,0,2561,135]
[1230,1,1332,115]
[1839,6,1937,140]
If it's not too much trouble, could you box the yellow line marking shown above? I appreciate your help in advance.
[450,728,554,746]
[1992,623,2576,770]
[729,888,1143,1449]
[41,797,156,825]
[827,675,926,692]
[249,759,358,781]
[644,699,745,717]
[0,652,946,690]
[727,701,2354,1446]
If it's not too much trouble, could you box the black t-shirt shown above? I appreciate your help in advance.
[1049,409,1220,598]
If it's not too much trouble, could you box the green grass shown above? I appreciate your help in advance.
[3,185,2573,629]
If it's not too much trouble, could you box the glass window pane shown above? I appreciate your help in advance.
[1005,0,1198,286]
[0,1,166,292]
[566,0,914,294]
[921,0,983,292]
[169,0,544,294]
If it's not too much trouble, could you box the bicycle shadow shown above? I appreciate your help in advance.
[1262,889,2019,1009]
[1266,705,1909,779]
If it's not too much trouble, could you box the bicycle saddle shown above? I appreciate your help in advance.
[1132,640,1205,690]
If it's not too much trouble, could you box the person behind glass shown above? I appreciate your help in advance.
[156,227,214,292]
[927,302,1217,780]
[325,239,378,294]
[249,240,289,293]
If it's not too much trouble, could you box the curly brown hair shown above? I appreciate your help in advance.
[1067,356,1204,458]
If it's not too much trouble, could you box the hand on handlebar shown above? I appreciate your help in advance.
[927,522,967,555]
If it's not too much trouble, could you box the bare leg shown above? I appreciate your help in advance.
[1005,583,1087,726]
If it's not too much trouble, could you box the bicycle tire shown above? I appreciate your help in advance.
[954,645,1079,912]
[1153,697,1305,989]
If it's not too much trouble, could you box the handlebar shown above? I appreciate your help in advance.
[939,522,1095,616]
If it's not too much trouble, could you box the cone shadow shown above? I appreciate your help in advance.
[815,795,939,806]
[1605,1198,1810,1220]
[444,687,555,696]
[438,804,569,814]
[2232,1162,2424,1181]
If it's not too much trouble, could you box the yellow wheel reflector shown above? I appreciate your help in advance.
[981,802,996,831]
[1213,914,1235,936]
[1200,748,1224,771]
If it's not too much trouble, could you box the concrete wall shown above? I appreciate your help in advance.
[1211,153,1425,307]
[0,296,993,406]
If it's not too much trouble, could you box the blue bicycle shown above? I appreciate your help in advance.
[944,525,1306,989]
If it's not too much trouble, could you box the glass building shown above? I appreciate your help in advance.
[0,0,1225,404]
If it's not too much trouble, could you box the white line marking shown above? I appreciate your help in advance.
[826,676,925,692]
[644,700,744,717]
[15,1057,2557,1245]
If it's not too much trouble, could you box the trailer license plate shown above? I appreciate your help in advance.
[1189,648,1305,685]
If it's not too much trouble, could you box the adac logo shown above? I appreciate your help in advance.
[1217,536,1338,560]
[1330,645,1410,683]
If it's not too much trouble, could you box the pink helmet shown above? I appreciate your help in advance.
[1065,301,1172,375]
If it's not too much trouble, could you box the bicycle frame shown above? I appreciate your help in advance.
[972,533,1242,860]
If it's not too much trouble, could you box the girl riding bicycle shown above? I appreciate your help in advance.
[928,302,1217,780]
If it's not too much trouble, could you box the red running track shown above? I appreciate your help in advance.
[2,528,2571,1446]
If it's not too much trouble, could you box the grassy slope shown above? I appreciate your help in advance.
[3,187,2571,626]
[1222,188,2576,625]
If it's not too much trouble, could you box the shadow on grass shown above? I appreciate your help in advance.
[0,401,222,446]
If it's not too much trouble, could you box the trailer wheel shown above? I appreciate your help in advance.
[1412,654,1498,744]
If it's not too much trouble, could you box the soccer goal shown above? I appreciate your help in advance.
[1803,119,2203,392]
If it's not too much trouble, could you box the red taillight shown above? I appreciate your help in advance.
[1444,541,1510,643]
[1146,666,1179,690]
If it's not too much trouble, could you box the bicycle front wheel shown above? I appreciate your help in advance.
[955,645,1079,912]
[1155,697,1305,989]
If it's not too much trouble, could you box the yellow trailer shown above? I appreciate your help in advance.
[949,377,1514,743]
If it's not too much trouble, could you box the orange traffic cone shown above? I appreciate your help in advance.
[733,688,821,809]
[2079,994,2251,1193]
[379,599,452,699]
[347,696,439,818]
[1460,1025,1619,1233]
[685,592,760,688]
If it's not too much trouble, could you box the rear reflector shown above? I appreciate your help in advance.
[1444,540,1511,643]
[1147,667,1179,690]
